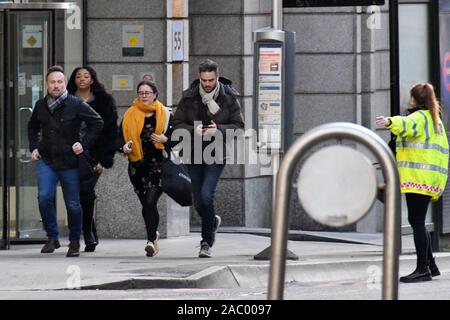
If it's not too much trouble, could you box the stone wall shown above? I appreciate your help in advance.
[88,0,392,236]
[188,2,391,232]
[87,0,190,239]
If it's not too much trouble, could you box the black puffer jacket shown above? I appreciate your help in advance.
[85,92,118,168]
[28,94,104,170]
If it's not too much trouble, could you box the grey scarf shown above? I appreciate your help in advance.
[199,82,221,115]
[47,90,68,113]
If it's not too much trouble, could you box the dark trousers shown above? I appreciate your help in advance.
[80,172,101,244]
[405,193,434,268]
[138,187,163,242]
[187,163,225,246]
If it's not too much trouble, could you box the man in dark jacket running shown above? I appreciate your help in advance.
[173,59,244,258]
[28,66,103,257]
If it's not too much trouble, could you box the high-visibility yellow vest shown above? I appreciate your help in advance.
[387,109,449,202]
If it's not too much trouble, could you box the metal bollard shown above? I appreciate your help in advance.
[268,122,401,300]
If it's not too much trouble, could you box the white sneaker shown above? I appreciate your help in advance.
[211,215,221,246]
[145,231,160,257]
[198,241,212,258]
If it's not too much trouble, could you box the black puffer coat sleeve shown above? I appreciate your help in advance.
[173,95,195,134]
[90,93,119,168]
[79,101,104,151]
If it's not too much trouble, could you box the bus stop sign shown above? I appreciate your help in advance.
[283,0,385,7]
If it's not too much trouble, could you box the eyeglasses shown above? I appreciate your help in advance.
[138,91,154,97]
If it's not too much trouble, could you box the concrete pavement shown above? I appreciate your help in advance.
[2,231,450,297]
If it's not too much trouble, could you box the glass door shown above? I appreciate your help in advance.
[0,11,6,249]
[6,11,52,240]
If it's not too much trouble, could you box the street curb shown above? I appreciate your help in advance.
[80,266,239,290]
[77,254,450,290]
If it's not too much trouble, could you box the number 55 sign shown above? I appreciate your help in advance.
[171,20,184,61]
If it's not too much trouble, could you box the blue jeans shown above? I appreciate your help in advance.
[37,160,82,242]
[187,163,225,246]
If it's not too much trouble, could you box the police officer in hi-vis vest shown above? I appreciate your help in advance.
[376,83,449,283]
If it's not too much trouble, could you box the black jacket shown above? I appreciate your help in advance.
[173,77,244,134]
[172,77,245,162]
[28,94,104,170]
[86,92,118,168]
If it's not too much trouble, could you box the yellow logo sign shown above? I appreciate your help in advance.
[119,79,127,87]
[128,36,139,47]
[27,36,37,47]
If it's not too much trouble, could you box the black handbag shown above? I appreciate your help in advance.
[161,156,193,207]
[77,152,96,182]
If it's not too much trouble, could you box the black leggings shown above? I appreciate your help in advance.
[128,161,163,242]
[405,193,434,267]
[137,187,163,242]
[80,172,101,244]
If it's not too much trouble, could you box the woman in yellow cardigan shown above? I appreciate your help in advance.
[119,80,172,257]
[376,83,449,283]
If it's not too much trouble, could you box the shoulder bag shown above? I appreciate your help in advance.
[161,152,193,207]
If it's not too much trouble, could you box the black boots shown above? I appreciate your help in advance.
[399,259,439,283]
[400,265,432,283]
[84,241,98,252]
[429,257,441,277]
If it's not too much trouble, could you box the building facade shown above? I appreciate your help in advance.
[1,0,448,247]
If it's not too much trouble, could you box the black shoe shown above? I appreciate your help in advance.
[429,258,441,277]
[211,215,221,246]
[400,267,432,283]
[84,241,98,252]
[41,240,61,253]
[66,241,80,257]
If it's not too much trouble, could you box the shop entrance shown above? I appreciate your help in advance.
[1,1,82,249]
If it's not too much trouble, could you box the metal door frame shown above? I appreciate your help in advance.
[0,3,77,248]
[9,9,54,244]
[1,12,7,249]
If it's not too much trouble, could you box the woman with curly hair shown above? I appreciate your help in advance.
[67,66,118,252]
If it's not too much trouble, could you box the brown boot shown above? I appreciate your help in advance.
[66,241,80,257]
[41,240,61,253]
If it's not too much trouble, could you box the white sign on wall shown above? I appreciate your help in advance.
[112,75,134,91]
[172,20,184,61]
[23,25,42,48]
[122,25,144,57]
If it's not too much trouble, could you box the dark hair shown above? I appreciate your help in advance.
[136,80,159,99]
[46,65,64,81]
[67,65,108,96]
[198,59,219,74]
